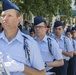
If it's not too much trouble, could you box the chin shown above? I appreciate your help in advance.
[56,34,61,36]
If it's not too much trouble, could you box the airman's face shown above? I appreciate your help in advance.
[34,22,47,37]
[72,30,76,38]
[54,26,63,36]
[1,9,21,30]
[66,32,72,39]
[30,32,35,38]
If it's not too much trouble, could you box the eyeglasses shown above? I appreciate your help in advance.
[34,26,46,29]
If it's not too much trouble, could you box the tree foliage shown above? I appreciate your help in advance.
[74,0,76,6]
[10,0,73,18]
[0,2,1,7]
[0,0,73,17]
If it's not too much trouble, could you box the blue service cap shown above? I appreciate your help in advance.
[34,16,46,26]
[67,26,72,30]
[72,27,76,31]
[47,25,51,28]
[2,0,20,11]
[30,28,35,33]
[24,20,29,24]
[54,21,63,28]
[66,28,72,33]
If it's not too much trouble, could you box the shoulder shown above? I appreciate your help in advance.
[47,36,57,44]
[63,36,72,45]
[73,39,76,43]
[47,36,56,41]
[21,32,37,44]
[51,33,56,39]
[63,36,70,41]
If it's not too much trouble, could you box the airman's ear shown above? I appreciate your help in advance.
[18,16,21,23]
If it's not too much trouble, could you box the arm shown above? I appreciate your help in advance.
[4,60,46,75]
[46,59,64,67]
[62,51,73,57]
[73,51,76,55]
[23,65,46,75]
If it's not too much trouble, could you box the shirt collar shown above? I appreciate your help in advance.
[53,34,64,41]
[0,30,24,44]
[15,30,24,43]
[34,35,48,43]
[0,31,9,42]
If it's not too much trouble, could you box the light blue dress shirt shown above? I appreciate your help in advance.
[74,38,76,41]
[71,39,76,51]
[52,34,74,60]
[0,30,45,75]
[22,27,31,35]
[34,35,63,71]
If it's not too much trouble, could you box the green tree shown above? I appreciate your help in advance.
[11,0,72,17]
[0,0,73,24]
[0,1,1,7]
[74,0,76,6]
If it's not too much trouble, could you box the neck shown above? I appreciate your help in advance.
[69,37,72,40]
[56,35,61,39]
[4,29,18,41]
[37,35,45,41]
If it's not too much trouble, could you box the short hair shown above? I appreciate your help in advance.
[15,10,21,17]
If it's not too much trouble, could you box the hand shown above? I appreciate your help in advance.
[73,51,76,55]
